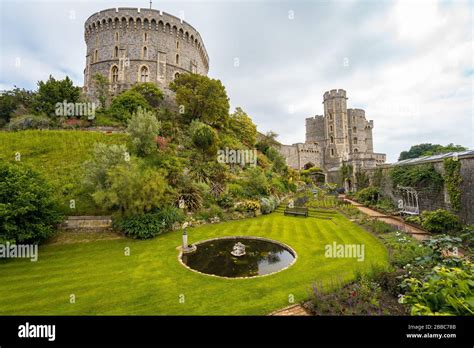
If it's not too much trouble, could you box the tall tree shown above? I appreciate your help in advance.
[34,75,81,116]
[399,143,468,160]
[169,74,230,128]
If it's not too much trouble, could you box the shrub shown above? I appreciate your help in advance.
[421,209,462,234]
[156,205,185,230]
[216,192,234,208]
[7,114,53,130]
[114,213,162,239]
[400,261,474,316]
[92,161,170,216]
[110,90,149,122]
[354,186,380,206]
[126,108,161,156]
[390,164,444,191]
[235,200,260,213]
[195,204,224,221]
[0,162,62,243]
[130,83,164,108]
[189,120,218,154]
[260,196,279,214]
[83,143,130,190]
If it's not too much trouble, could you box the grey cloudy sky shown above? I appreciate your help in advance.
[0,0,472,162]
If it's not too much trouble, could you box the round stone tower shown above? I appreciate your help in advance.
[83,8,209,100]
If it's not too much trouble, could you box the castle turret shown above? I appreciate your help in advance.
[83,8,209,100]
[323,89,349,163]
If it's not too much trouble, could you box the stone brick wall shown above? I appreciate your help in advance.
[84,8,209,100]
[361,155,474,224]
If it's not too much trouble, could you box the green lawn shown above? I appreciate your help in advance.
[0,130,129,215]
[0,212,388,315]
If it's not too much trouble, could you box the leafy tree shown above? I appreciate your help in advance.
[399,143,468,161]
[83,143,130,190]
[92,161,170,216]
[34,75,81,116]
[126,108,161,156]
[256,131,280,154]
[169,74,230,128]
[110,90,150,122]
[130,83,164,108]
[189,120,218,155]
[229,107,257,147]
[92,73,110,109]
[0,162,62,243]
[0,87,36,125]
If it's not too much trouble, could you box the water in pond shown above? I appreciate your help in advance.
[180,237,295,278]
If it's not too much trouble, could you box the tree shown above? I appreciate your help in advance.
[229,107,257,147]
[83,143,130,190]
[92,161,170,216]
[189,120,218,155]
[256,131,280,154]
[169,74,230,128]
[130,83,164,108]
[126,108,161,156]
[33,75,81,116]
[0,162,62,243]
[0,87,36,125]
[399,143,468,161]
[109,90,150,122]
[92,73,110,109]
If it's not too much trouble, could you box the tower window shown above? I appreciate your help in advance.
[115,32,119,42]
[140,66,149,82]
[144,33,148,42]
[330,136,334,144]
[329,125,333,132]
[176,41,179,49]
[174,72,180,80]
[175,54,179,65]
[94,49,98,63]
[111,65,119,83]
[353,127,357,133]
[353,137,358,144]
[354,148,359,153]
[143,46,148,59]
[114,46,118,58]
[330,149,334,156]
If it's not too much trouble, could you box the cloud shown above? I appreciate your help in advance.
[0,0,472,162]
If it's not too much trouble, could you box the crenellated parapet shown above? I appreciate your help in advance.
[83,8,209,100]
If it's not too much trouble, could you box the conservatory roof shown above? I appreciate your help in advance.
[391,150,474,166]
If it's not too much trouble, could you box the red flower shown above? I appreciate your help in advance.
[351,291,357,297]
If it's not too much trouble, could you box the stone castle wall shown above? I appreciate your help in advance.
[280,89,386,171]
[362,155,474,224]
[83,8,209,99]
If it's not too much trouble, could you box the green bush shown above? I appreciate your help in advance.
[354,186,380,206]
[7,114,53,130]
[400,261,474,315]
[195,204,224,221]
[260,196,279,214]
[390,164,444,191]
[156,206,185,229]
[0,162,62,243]
[235,200,260,213]
[126,108,161,156]
[110,90,150,122]
[216,192,234,208]
[421,209,462,233]
[114,213,163,239]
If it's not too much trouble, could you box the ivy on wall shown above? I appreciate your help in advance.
[443,158,462,212]
[355,171,369,189]
[372,167,384,188]
[341,164,353,186]
[389,164,444,191]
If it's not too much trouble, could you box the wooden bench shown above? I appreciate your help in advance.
[284,206,308,217]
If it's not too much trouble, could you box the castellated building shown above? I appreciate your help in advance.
[83,8,209,100]
[279,89,386,173]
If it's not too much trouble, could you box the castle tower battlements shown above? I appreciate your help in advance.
[83,8,209,100]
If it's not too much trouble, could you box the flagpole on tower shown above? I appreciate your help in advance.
[150,0,152,9]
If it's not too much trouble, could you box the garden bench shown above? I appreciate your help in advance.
[284,206,308,217]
